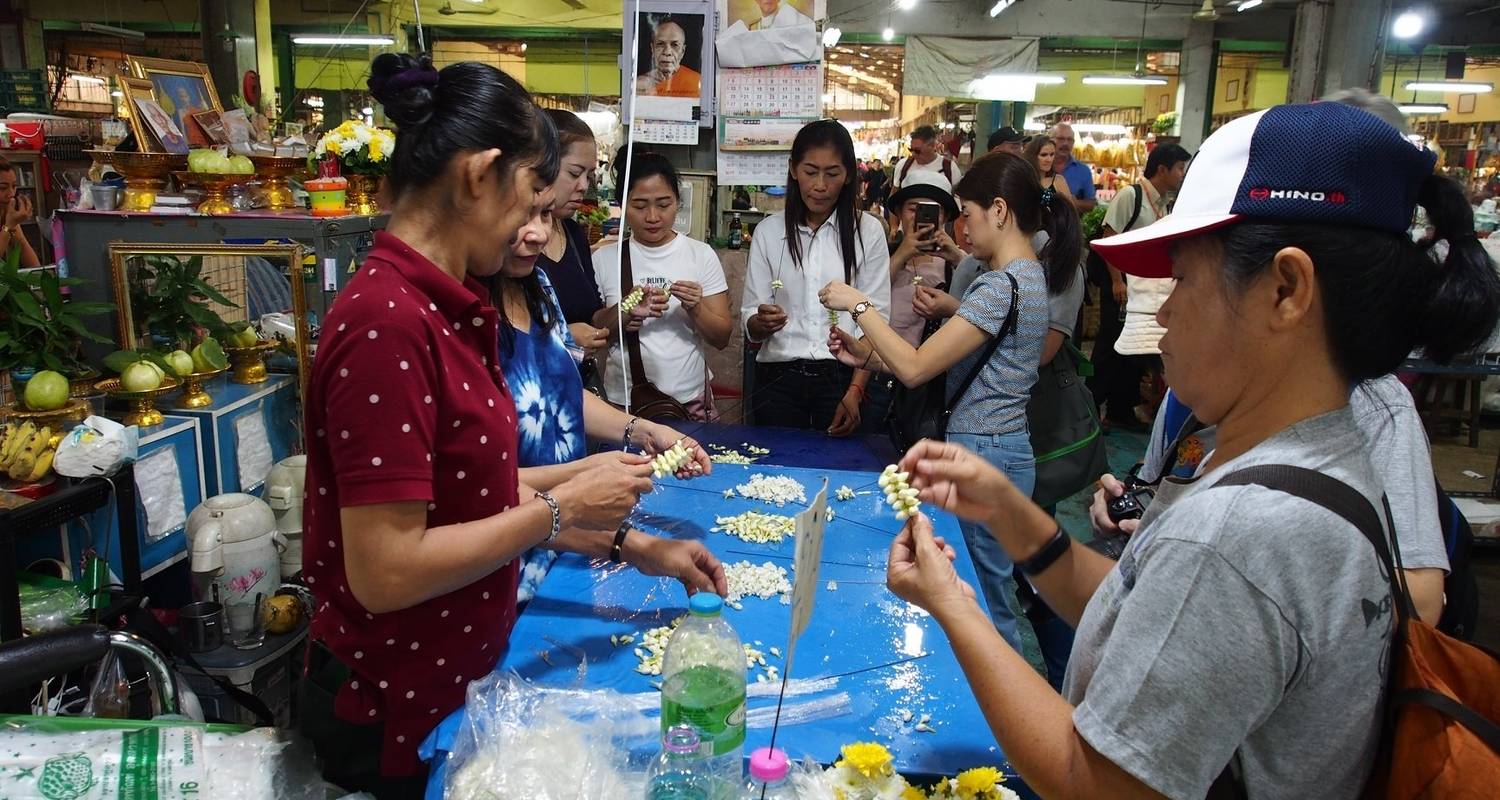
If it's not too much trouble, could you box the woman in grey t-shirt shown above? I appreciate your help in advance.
[818,151,1082,656]
[879,104,1500,799]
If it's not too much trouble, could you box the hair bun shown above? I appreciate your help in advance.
[369,53,439,127]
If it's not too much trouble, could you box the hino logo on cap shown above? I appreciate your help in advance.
[1248,187,1347,203]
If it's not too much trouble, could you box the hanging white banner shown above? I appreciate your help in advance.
[903,36,1041,101]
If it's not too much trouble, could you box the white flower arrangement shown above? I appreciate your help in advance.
[312,120,395,175]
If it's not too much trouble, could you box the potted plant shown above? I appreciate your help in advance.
[0,261,114,399]
[127,254,237,351]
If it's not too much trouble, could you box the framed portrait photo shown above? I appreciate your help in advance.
[623,0,715,127]
[127,56,223,148]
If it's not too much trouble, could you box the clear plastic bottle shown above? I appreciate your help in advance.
[661,593,747,799]
[742,747,796,799]
[647,725,711,800]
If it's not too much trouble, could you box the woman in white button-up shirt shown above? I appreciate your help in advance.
[740,120,891,433]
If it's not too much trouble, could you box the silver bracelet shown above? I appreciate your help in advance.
[622,416,641,450]
[535,491,561,543]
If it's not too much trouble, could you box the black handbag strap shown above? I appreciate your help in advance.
[619,241,651,388]
[945,270,1018,413]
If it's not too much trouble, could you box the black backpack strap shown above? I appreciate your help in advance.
[946,271,1018,412]
[1393,688,1500,752]
[1124,182,1145,233]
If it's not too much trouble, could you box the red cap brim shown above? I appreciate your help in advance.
[1091,213,1242,278]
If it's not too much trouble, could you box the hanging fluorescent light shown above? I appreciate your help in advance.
[81,22,145,40]
[291,34,395,46]
[1082,74,1170,86]
[822,26,842,48]
[1398,103,1449,114]
[1237,0,1263,10]
[896,0,918,9]
[1404,80,1493,94]
[68,74,107,86]
[990,0,1015,16]
[881,27,895,41]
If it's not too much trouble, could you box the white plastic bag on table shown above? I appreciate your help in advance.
[53,415,138,478]
[444,671,656,799]
[0,721,321,800]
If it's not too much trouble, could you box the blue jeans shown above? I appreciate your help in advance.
[946,429,1035,655]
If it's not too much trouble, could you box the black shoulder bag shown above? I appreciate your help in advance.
[886,271,1018,451]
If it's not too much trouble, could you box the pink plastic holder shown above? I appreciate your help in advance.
[749,746,789,782]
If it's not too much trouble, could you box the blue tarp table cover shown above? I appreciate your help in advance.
[422,459,1019,797]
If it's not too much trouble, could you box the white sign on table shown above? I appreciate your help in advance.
[783,478,828,673]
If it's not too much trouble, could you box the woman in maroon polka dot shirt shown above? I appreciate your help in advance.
[298,55,721,798]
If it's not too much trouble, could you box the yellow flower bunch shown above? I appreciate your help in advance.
[838,742,896,780]
[924,766,1019,800]
[313,120,395,169]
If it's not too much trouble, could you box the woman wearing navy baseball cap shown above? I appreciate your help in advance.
[880,102,1500,799]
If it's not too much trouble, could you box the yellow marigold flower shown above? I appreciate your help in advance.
[323,137,344,155]
[954,767,1005,799]
[836,742,895,781]
[901,787,929,800]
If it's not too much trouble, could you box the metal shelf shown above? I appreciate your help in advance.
[0,464,140,642]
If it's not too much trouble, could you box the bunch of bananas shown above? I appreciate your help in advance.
[0,422,61,482]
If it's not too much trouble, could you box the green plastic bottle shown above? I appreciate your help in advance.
[661,593,745,799]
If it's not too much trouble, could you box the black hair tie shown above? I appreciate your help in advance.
[371,66,439,97]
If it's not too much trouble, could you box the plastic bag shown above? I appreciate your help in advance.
[18,583,86,634]
[444,672,655,799]
[0,719,322,800]
[53,415,138,478]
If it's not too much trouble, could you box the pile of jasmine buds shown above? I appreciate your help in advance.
[879,464,921,521]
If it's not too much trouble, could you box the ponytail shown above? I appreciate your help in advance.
[1414,174,1500,364]
[1038,189,1082,295]
[1216,172,1500,381]
[957,150,1083,295]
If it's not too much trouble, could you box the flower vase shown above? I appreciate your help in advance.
[347,174,381,216]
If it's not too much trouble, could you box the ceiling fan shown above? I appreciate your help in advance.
[436,1,499,16]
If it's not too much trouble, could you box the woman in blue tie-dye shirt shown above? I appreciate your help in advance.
[491,188,724,605]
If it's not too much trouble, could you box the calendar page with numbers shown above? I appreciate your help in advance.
[718,63,822,118]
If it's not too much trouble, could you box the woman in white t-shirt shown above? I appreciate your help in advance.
[593,153,732,420]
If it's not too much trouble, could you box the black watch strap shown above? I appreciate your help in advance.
[609,521,631,563]
[1016,527,1072,577]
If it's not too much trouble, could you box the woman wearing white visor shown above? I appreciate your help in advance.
[881,102,1500,798]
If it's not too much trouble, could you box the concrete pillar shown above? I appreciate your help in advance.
[200,0,258,108]
[1320,0,1393,96]
[254,0,277,117]
[1286,0,1330,103]
[1176,19,1215,151]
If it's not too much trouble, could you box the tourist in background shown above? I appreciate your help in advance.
[594,153,732,421]
[535,109,609,360]
[742,119,890,434]
[1049,122,1097,211]
[860,172,965,434]
[821,150,1082,655]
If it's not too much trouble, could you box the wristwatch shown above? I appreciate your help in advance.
[851,301,871,322]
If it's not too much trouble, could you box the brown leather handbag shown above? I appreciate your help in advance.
[620,242,691,421]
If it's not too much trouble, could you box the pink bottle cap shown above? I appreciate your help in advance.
[749,747,789,782]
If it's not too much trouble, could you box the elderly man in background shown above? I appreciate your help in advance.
[1050,122,1097,211]
[636,16,701,97]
